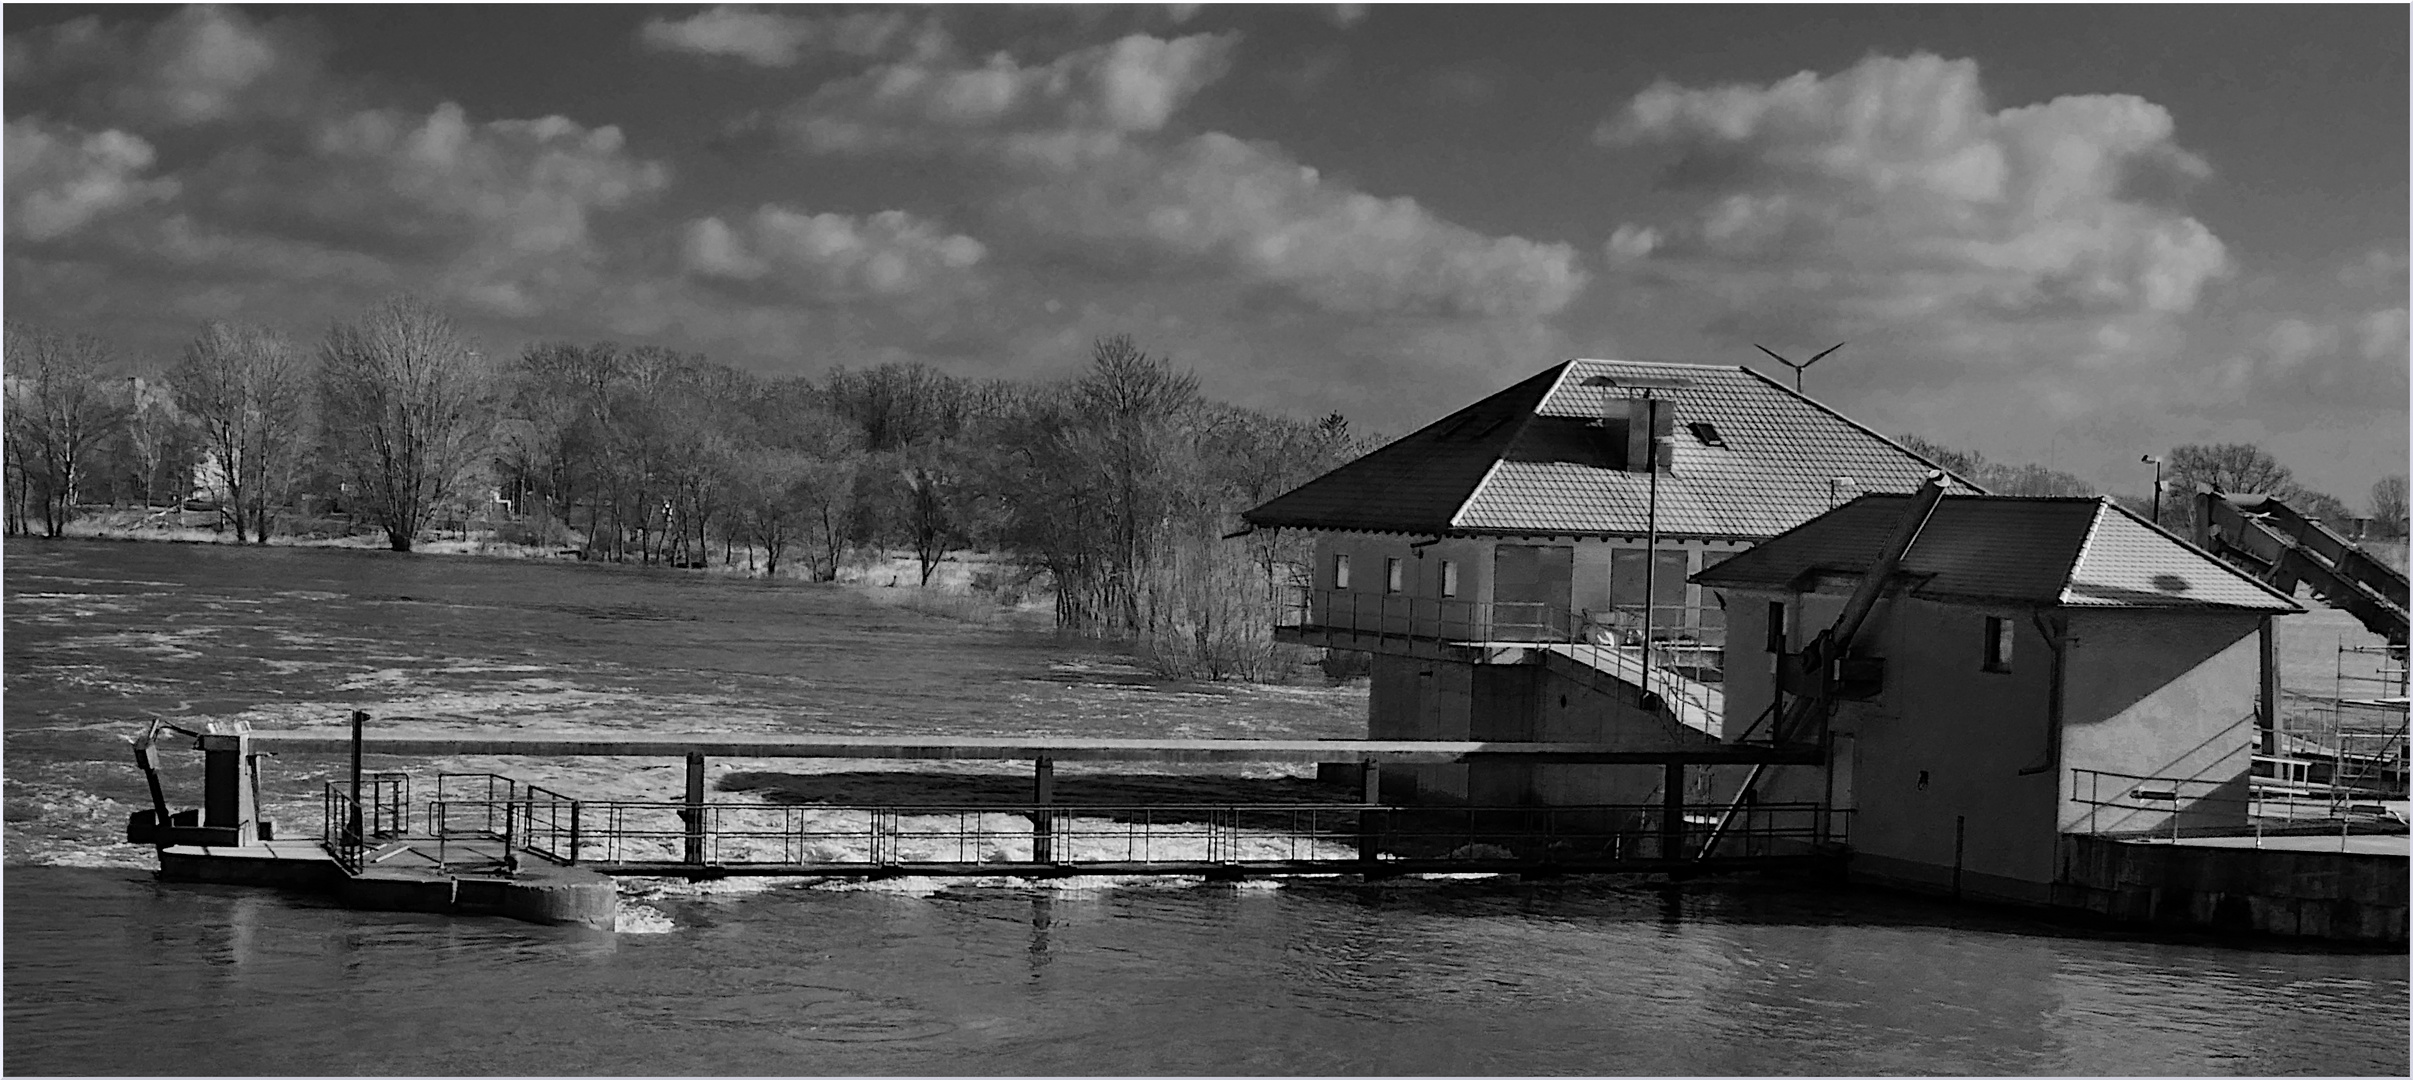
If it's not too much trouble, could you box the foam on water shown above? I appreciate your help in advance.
[612,901,678,934]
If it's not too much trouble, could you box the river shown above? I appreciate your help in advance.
[4,540,2405,1075]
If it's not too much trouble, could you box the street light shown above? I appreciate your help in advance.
[2141,454,2163,525]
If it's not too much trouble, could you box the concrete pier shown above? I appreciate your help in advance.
[155,837,617,930]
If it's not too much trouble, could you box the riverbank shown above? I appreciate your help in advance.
[44,507,1050,624]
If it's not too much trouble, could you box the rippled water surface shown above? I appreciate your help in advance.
[5,540,2406,1076]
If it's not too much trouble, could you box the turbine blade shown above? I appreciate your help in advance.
[1754,344,1792,365]
[1809,342,1846,364]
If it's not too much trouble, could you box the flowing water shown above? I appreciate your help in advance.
[4,540,2406,1076]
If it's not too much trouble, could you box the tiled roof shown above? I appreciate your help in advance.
[1242,359,1976,538]
[1692,494,2303,613]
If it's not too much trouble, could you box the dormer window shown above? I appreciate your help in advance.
[1688,421,1726,448]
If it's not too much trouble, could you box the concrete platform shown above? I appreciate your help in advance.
[152,836,617,931]
[2128,833,2409,857]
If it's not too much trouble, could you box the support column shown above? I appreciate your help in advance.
[683,752,707,865]
[1032,757,1055,864]
[348,710,365,846]
[1357,761,1383,864]
[1661,763,1684,860]
[2258,617,2280,756]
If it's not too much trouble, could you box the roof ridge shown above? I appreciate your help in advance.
[1450,458,1510,531]
[1737,366,1991,495]
[2055,500,2114,604]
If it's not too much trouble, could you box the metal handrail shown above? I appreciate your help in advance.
[1279,588,1728,686]
[427,797,1844,870]
[2069,766,2405,847]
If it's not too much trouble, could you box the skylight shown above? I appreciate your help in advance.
[1688,421,1727,447]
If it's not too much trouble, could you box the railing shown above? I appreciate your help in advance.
[468,798,1844,872]
[319,772,411,873]
[427,781,579,871]
[2069,767,2405,847]
[322,786,365,873]
[1281,588,1726,677]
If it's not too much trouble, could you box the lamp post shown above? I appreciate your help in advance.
[1828,476,1856,509]
[1581,371,1691,710]
[2141,454,2163,525]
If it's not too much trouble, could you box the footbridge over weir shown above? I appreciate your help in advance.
[189,727,1837,881]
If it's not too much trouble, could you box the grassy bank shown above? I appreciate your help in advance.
[44,507,1055,626]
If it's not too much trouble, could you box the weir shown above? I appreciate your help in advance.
[127,717,1844,928]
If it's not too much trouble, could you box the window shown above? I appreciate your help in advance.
[1983,616,2014,672]
[1687,421,1727,447]
[1333,553,1352,590]
[1384,557,1404,594]
[1766,601,1787,653]
[1440,559,1459,598]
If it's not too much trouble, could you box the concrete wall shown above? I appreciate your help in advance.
[1707,584,2280,905]
[1367,652,1473,800]
[1711,585,2060,901]
[2058,611,2265,837]
[2056,834,2407,945]
[1368,650,1719,807]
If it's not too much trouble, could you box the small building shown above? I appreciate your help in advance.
[1693,493,2305,903]
[1243,358,1975,802]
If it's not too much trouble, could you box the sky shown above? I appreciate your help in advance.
[5,4,2407,504]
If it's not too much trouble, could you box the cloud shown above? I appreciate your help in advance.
[681,205,986,299]
[999,133,1587,317]
[4,118,180,241]
[638,6,943,67]
[787,32,1238,155]
[7,5,329,129]
[304,103,669,260]
[1597,53,2228,364]
[785,32,1583,318]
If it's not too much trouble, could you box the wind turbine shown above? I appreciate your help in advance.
[1755,342,1845,394]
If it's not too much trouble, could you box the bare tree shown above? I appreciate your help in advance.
[3,322,125,537]
[2372,475,2408,538]
[121,377,185,511]
[2166,443,2295,498]
[173,322,309,543]
[318,297,495,552]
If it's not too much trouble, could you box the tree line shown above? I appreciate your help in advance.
[1898,433,2407,540]
[2,298,1364,679]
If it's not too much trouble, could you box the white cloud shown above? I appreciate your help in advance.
[681,205,987,299]
[308,103,669,260]
[3,118,180,241]
[788,32,1237,154]
[638,6,943,67]
[1598,53,2228,356]
[785,32,1582,318]
[1000,133,1586,317]
[8,6,328,129]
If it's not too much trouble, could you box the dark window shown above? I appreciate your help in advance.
[1766,601,1787,653]
[1688,421,1727,447]
[1983,616,2014,672]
